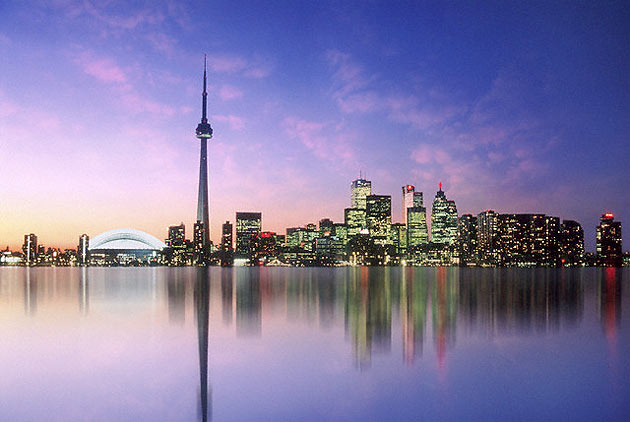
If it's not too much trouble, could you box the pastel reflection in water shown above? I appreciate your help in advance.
[0,267,628,421]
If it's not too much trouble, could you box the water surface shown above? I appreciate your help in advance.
[1,267,628,421]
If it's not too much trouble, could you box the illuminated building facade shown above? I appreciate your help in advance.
[193,222,208,265]
[431,184,458,245]
[344,208,367,237]
[78,234,89,266]
[477,210,498,266]
[22,233,37,266]
[457,214,477,265]
[366,195,392,246]
[560,220,584,266]
[391,223,407,257]
[401,185,423,224]
[406,206,429,252]
[221,221,233,252]
[596,213,623,267]
[319,218,334,237]
[351,178,372,209]
[252,231,277,263]
[494,214,561,266]
[235,212,262,260]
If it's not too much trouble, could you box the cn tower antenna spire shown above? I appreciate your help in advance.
[202,54,208,123]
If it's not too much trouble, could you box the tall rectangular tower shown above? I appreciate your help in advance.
[351,178,372,209]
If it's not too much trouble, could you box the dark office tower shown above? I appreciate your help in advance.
[77,234,89,266]
[319,218,334,237]
[195,57,213,251]
[477,210,498,266]
[543,216,561,266]
[431,184,458,245]
[401,185,424,224]
[560,220,584,266]
[391,223,407,257]
[407,206,429,249]
[168,223,186,246]
[351,178,372,209]
[193,221,208,265]
[458,214,477,265]
[166,223,187,266]
[252,232,278,263]
[366,195,392,245]
[235,212,262,260]
[345,207,367,237]
[22,233,37,266]
[221,221,233,252]
[597,213,623,267]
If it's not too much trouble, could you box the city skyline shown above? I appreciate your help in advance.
[1,1,629,250]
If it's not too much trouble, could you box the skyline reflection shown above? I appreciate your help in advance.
[0,267,628,420]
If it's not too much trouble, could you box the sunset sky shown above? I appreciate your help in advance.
[1,0,628,250]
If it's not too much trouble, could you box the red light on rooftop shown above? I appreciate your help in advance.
[407,184,413,190]
[605,213,614,218]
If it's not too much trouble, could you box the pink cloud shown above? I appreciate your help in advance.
[75,53,127,84]
[218,85,243,100]
[283,116,356,166]
[212,114,245,131]
[209,55,247,73]
[119,93,176,116]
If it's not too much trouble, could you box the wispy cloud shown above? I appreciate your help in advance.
[74,52,127,84]
[217,85,243,100]
[283,116,356,166]
[212,114,245,131]
[208,54,273,79]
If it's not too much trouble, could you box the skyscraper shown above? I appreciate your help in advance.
[351,178,372,209]
[457,214,477,265]
[167,223,187,266]
[401,185,423,224]
[431,184,457,245]
[77,234,89,266]
[366,194,392,245]
[477,210,498,266]
[407,206,429,250]
[560,219,584,266]
[344,207,367,237]
[235,212,262,260]
[596,213,623,267]
[221,221,233,252]
[22,233,37,266]
[195,56,213,253]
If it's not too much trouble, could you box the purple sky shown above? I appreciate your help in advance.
[0,1,628,250]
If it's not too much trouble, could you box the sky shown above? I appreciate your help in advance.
[0,0,628,251]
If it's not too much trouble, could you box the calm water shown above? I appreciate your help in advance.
[0,267,628,421]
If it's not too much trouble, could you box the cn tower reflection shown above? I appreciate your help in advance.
[195,268,212,422]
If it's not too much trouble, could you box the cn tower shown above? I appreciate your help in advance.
[195,56,213,248]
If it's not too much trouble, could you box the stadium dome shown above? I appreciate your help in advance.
[89,228,166,251]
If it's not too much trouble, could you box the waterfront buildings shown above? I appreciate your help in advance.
[597,213,623,266]
[235,212,262,261]
[430,184,458,245]
[22,234,37,266]
[366,195,392,246]
[458,214,477,266]
[78,234,89,266]
[477,210,499,266]
[560,220,584,266]
[401,185,423,224]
